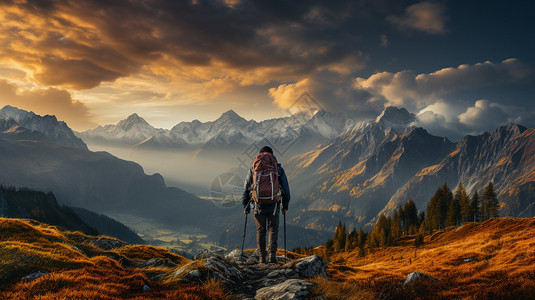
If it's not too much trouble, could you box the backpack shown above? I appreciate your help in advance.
[251,152,280,205]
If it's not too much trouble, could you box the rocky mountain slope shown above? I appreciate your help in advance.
[0,105,87,150]
[384,123,535,218]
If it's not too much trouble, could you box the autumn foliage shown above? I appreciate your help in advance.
[324,217,535,299]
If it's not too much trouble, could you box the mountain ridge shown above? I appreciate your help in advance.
[0,105,88,150]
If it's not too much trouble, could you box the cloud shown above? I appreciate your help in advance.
[0,79,97,130]
[458,100,509,130]
[388,1,447,34]
[0,0,371,92]
[352,59,535,140]
[353,59,534,111]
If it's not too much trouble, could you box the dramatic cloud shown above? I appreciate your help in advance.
[353,59,535,140]
[0,80,97,130]
[388,1,447,34]
[353,59,534,111]
[0,0,370,93]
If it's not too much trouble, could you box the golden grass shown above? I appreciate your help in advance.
[326,217,535,299]
[0,218,227,299]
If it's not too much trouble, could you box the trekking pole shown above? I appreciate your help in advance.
[283,210,287,260]
[241,208,248,261]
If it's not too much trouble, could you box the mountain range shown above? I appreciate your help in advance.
[2,104,535,238]
[0,106,212,228]
[286,108,535,229]
[0,105,329,248]
[77,109,356,158]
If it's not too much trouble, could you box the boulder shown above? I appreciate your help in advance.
[293,255,327,278]
[255,279,316,300]
[194,249,226,260]
[403,271,440,286]
[25,270,49,282]
[225,249,248,263]
[204,256,244,284]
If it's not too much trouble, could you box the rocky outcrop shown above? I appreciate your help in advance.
[403,271,440,286]
[174,250,327,299]
[255,279,316,300]
[293,255,327,278]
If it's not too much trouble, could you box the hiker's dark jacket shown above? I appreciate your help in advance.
[242,163,290,213]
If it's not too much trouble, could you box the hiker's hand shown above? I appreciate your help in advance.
[282,208,287,215]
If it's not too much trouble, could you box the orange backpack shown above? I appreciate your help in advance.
[251,152,280,205]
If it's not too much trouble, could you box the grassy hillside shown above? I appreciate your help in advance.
[322,218,535,299]
[0,218,227,299]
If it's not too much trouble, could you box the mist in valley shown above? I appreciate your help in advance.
[86,143,242,197]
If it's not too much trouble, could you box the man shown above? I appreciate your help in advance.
[242,146,290,264]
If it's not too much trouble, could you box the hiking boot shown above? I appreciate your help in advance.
[268,253,277,264]
[258,253,267,264]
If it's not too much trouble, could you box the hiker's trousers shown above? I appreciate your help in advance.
[253,210,279,256]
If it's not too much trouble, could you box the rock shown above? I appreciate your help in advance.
[403,271,440,286]
[267,269,295,279]
[294,255,327,279]
[143,284,151,292]
[188,270,202,279]
[194,249,226,260]
[25,270,49,281]
[91,237,126,250]
[276,255,291,264]
[225,249,248,263]
[144,258,177,268]
[204,256,244,284]
[255,279,316,300]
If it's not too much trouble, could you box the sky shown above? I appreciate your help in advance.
[0,0,534,140]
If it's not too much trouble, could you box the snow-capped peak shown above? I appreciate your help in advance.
[375,106,415,130]
[217,110,247,123]
[0,105,39,122]
[116,113,153,131]
[0,105,87,149]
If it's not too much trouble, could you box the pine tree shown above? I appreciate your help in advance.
[425,183,453,231]
[446,195,460,227]
[470,190,480,222]
[456,183,471,223]
[404,200,419,234]
[370,215,391,247]
[391,209,402,240]
[354,228,366,256]
[333,221,344,251]
[482,182,499,219]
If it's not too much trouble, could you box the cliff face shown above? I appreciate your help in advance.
[289,123,535,229]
